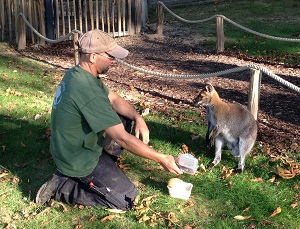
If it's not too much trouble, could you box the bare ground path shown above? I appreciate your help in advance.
[18,27,300,158]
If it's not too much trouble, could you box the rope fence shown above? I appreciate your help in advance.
[16,9,299,120]
[156,1,300,53]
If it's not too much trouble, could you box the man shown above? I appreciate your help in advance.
[36,29,182,210]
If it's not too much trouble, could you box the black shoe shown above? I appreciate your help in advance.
[36,174,61,205]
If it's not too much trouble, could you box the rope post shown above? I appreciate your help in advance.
[17,1,26,50]
[73,32,79,65]
[216,16,224,54]
[156,3,164,36]
[248,68,262,120]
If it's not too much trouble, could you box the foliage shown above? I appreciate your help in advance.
[0,47,299,228]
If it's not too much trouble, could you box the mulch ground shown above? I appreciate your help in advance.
[18,25,300,158]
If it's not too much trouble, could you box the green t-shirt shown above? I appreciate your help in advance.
[50,65,121,177]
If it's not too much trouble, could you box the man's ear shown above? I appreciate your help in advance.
[89,53,97,64]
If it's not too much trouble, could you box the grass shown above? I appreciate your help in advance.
[0,48,299,228]
[1,1,300,227]
[149,0,300,66]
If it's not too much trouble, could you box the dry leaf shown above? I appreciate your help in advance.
[100,214,117,222]
[167,212,179,222]
[0,170,9,178]
[291,202,298,208]
[251,177,263,182]
[234,215,251,220]
[89,215,96,222]
[2,145,6,152]
[105,209,126,214]
[57,202,69,212]
[243,207,250,212]
[21,142,26,148]
[199,163,207,172]
[268,175,276,182]
[181,144,189,154]
[138,214,150,223]
[274,165,296,179]
[190,134,200,140]
[270,207,281,217]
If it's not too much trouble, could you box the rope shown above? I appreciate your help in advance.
[18,13,82,43]
[18,11,300,94]
[157,1,300,42]
[116,58,300,94]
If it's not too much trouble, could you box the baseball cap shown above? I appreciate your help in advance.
[77,29,129,59]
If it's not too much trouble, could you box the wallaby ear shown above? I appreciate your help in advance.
[205,83,214,93]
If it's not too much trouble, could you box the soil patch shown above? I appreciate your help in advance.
[18,26,300,158]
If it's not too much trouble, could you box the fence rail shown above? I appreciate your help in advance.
[0,0,144,47]
[156,1,300,53]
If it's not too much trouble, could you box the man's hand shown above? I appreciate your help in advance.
[134,116,150,144]
[159,155,183,175]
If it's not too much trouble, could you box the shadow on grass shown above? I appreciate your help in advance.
[0,114,55,200]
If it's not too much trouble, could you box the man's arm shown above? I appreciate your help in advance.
[105,124,183,175]
[108,90,149,144]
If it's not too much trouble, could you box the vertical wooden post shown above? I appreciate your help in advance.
[73,32,79,65]
[14,0,18,42]
[8,0,12,41]
[216,16,224,54]
[248,68,262,120]
[89,0,94,30]
[156,2,164,36]
[1,0,4,41]
[135,0,142,34]
[55,0,59,38]
[73,0,77,30]
[18,0,26,50]
[38,0,46,45]
[128,0,133,35]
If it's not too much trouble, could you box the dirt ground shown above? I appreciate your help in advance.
[18,25,300,158]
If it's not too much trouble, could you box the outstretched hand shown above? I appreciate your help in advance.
[159,155,183,175]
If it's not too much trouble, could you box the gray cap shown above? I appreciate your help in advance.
[77,29,129,58]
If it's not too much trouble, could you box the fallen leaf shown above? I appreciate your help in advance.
[251,177,263,182]
[268,175,276,182]
[89,215,96,222]
[105,209,126,214]
[291,202,298,208]
[270,207,281,217]
[234,215,251,220]
[138,214,150,223]
[199,163,207,172]
[243,207,250,212]
[190,134,200,140]
[100,214,117,222]
[21,142,26,148]
[57,202,69,212]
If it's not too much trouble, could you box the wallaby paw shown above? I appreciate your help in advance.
[208,162,215,168]
[235,168,243,173]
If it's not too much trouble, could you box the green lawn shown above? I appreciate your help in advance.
[150,0,300,66]
[1,0,300,228]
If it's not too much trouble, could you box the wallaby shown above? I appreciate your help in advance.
[194,83,257,172]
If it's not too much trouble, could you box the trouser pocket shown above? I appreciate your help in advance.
[88,181,132,209]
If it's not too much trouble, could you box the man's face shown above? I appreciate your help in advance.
[94,53,115,74]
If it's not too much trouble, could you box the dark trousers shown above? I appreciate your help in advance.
[54,116,138,210]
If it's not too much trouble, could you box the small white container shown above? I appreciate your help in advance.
[178,154,199,175]
[167,181,193,200]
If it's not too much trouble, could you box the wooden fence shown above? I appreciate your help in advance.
[0,0,144,47]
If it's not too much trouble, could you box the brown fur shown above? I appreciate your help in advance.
[194,83,257,171]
